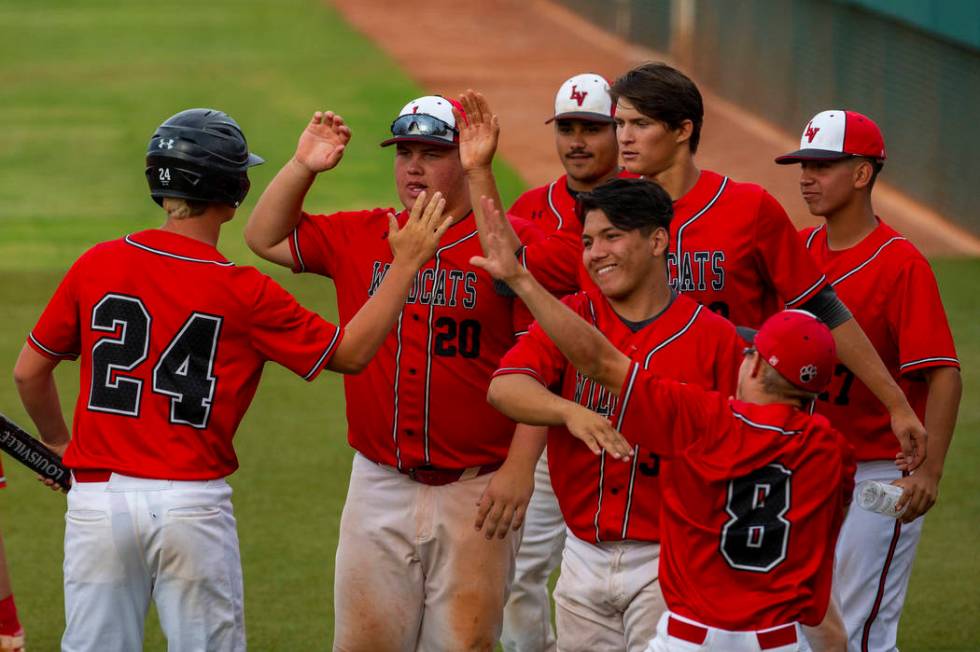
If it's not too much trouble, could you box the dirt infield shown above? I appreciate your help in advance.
[332,0,979,256]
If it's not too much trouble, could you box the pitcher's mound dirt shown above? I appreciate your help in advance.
[333,0,979,256]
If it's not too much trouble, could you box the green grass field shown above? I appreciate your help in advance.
[1,1,977,650]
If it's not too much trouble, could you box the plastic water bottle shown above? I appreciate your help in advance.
[855,480,906,517]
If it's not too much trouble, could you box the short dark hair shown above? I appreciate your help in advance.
[576,177,673,235]
[611,62,704,153]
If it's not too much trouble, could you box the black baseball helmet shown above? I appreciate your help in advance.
[145,108,264,207]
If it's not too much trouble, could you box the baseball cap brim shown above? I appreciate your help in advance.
[247,152,265,167]
[545,111,616,125]
[736,326,758,345]
[380,135,458,148]
[774,149,857,165]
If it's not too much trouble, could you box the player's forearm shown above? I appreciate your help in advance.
[12,348,70,447]
[919,366,961,478]
[466,167,520,253]
[831,318,911,413]
[329,259,418,374]
[503,424,548,475]
[507,271,630,393]
[244,158,317,262]
[488,375,578,427]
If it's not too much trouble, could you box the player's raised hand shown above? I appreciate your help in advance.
[470,196,523,283]
[388,190,453,268]
[456,90,499,172]
[292,111,352,174]
[563,404,634,461]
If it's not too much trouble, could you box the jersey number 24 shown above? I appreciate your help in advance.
[88,294,221,429]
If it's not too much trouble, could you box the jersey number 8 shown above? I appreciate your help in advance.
[720,463,793,572]
[88,293,222,429]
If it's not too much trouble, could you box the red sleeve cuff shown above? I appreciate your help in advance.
[783,275,828,307]
[288,227,306,274]
[302,328,344,382]
[27,333,79,361]
[899,356,959,376]
[491,366,547,385]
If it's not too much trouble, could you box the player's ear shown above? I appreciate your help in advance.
[649,226,669,257]
[673,119,694,146]
[853,159,874,191]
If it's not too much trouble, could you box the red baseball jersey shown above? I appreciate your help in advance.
[28,229,343,480]
[801,219,959,461]
[509,171,637,329]
[668,170,828,328]
[494,291,742,542]
[289,208,520,470]
[517,171,828,329]
[510,175,594,298]
[613,363,855,630]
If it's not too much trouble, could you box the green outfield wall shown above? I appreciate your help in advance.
[558,0,980,236]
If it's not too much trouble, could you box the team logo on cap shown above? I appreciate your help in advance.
[799,364,818,384]
[569,85,588,107]
[804,123,820,143]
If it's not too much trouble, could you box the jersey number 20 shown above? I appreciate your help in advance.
[88,294,221,429]
[720,463,793,572]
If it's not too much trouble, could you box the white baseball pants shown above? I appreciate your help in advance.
[333,453,521,652]
[645,612,803,652]
[554,530,665,652]
[500,449,565,652]
[834,461,924,652]
[62,474,245,652]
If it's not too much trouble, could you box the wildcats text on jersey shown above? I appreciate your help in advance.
[572,372,617,418]
[666,250,726,293]
[368,261,478,309]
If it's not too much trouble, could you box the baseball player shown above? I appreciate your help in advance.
[244,95,540,650]
[501,73,626,652]
[491,179,742,651]
[776,110,961,651]
[0,466,25,652]
[472,212,857,652]
[608,62,928,469]
[12,108,451,651]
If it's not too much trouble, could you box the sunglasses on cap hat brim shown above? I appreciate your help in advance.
[380,113,458,148]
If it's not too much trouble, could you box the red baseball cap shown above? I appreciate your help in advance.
[775,110,886,164]
[738,310,836,393]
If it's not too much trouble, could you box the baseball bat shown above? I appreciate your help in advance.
[0,413,71,490]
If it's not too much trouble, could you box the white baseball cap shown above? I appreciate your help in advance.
[546,73,615,124]
[776,110,886,164]
[381,95,465,147]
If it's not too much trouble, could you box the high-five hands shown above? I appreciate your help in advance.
[455,90,500,173]
[292,111,352,174]
[388,190,454,268]
[469,196,524,284]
